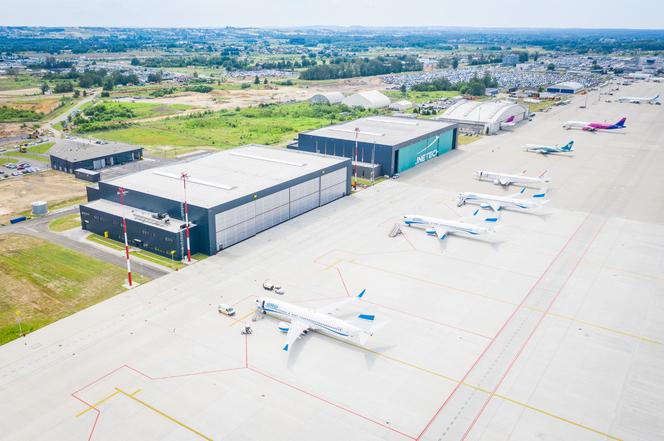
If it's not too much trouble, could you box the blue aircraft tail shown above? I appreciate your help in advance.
[614,117,627,128]
[562,141,574,152]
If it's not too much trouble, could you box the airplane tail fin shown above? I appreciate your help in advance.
[563,141,574,152]
[532,187,549,201]
[616,117,627,127]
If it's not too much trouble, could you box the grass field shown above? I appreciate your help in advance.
[81,99,192,120]
[0,234,146,345]
[2,151,48,163]
[457,134,483,145]
[520,99,557,113]
[48,213,81,232]
[91,102,382,148]
[384,90,461,103]
[0,75,42,91]
[27,141,55,154]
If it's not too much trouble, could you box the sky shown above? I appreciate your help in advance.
[1,0,663,29]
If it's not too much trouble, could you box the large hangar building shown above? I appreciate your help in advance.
[290,116,457,176]
[437,99,528,135]
[80,145,351,259]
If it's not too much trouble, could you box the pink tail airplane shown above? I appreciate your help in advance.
[562,117,626,132]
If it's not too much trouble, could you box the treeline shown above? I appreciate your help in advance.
[0,106,42,122]
[28,56,74,70]
[44,68,139,90]
[412,73,498,96]
[137,55,249,71]
[300,55,422,81]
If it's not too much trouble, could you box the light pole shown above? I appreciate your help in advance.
[117,187,132,287]
[180,172,192,263]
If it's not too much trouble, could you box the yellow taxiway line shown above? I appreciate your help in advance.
[76,388,141,417]
[115,388,213,441]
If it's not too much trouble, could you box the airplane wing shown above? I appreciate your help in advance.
[282,319,310,352]
[434,226,448,240]
[316,289,366,315]
[498,177,512,186]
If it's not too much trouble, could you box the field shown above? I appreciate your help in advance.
[27,141,55,154]
[81,99,193,120]
[48,213,81,232]
[87,234,186,269]
[92,102,382,148]
[0,171,88,224]
[0,75,42,92]
[520,99,557,113]
[0,234,144,345]
[384,90,461,103]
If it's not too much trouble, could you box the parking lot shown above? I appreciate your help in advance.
[0,81,662,441]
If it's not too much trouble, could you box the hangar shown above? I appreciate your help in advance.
[437,99,528,135]
[309,92,345,105]
[341,90,391,109]
[290,116,457,176]
[49,139,143,173]
[546,81,585,94]
[80,145,351,259]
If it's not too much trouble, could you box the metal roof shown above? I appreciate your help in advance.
[440,100,527,124]
[301,116,456,147]
[549,81,585,90]
[83,199,189,233]
[104,145,349,209]
[49,139,142,162]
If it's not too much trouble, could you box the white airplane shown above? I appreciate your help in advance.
[562,117,626,132]
[617,93,660,104]
[255,290,376,352]
[402,210,499,240]
[474,170,550,187]
[525,141,574,155]
[457,187,549,212]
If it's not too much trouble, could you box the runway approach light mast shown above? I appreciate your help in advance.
[117,187,132,287]
[181,172,192,263]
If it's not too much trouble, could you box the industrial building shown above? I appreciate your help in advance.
[309,92,345,105]
[341,90,391,109]
[290,116,457,176]
[80,145,351,259]
[546,81,585,94]
[437,99,528,135]
[49,139,143,173]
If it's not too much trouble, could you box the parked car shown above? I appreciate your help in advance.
[262,280,274,290]
[6,163,17,169]
[218,303,236,316]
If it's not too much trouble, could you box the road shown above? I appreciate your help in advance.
[0,208,167,280]
[43,89,99,137]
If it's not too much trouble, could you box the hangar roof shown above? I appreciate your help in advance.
[440,100,527,124]
[301,116,456,147]
[104,145,349,209]
[549,81,585,91]
[49,139,142,163]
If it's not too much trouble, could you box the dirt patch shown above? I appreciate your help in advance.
[0,97,61,114]
[0,170,88,223]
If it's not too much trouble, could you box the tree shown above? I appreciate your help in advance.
[73,89,80,98]
[53,81,74,93]
[263,78,268,85]
[400,84,407,96]
[147,71,163,83]
[102,79,114,91]
[518,52,529,63]
[130,57,140,66]
[254,75,260,85]
[40,83,49,95]
[547,63,555,71]
[533,52,539,61]
[451,58,459,70]
[193,71,198,78]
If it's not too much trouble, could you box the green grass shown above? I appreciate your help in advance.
[86,234,185,270]
[0,75,42,91]
[0,106,43,122]
[385,90,461,104]
[520,99,557,113]
[27,141,55,154]
[81,99,192,120]
[355,176,388,187]
[18,196,87,218]
[458,134,482,145]
[0,234,148,345]
[48,213,81,232]
[92,102,382,148]
[2,151,48,162]
[0,157,16,166]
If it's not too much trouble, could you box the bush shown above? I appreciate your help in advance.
[184,85,213,93]
[0,106,42,122]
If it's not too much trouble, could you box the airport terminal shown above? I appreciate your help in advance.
[81,145,351,258]
[291,116,458,176]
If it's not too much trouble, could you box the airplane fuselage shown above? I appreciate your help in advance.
[475,170,550,186]
[403,215,491,237]
[255,298,362,340]
[457,192,544,210]
[563,120,625,131]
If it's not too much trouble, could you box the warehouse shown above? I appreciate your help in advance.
[290,116,457,176]
[309,92,345,105]
[80,145,351,259]
[437,99,528,135]
[342,90,391,109]
[546,81,585,94]
[49,139,143,173]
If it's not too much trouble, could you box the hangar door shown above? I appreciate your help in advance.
[290,177,320,218]
[320,168,347,205]
[215,202,256,250]
[255,188,290,233]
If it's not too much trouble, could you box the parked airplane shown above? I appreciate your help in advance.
[525,141,574,155]
[617,93,660,104]
[255,290,375,352]
[402,210,498,240]
[457,187,549,212]
[474,169,550,187]
[501,115,516,128]
[562,117,627,131]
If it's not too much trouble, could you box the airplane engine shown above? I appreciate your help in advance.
[425,228,436,235]
[278,322,289,333]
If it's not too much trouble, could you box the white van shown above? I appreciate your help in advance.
[218,303,236,316]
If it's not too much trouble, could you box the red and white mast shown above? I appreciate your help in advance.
[117,187,132,287]
[181,172,192,262]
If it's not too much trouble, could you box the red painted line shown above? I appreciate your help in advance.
[124,364,245,380]
[363,300,492,340]
[244,333,249,368]
[72,364,128,396]
[416,212,593,440]
[337,267,351,297]
[71,393,101,441]
[460,218,607,440]
[248,366,417,440]
[231,294,255,307]
[401,230,417,251]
